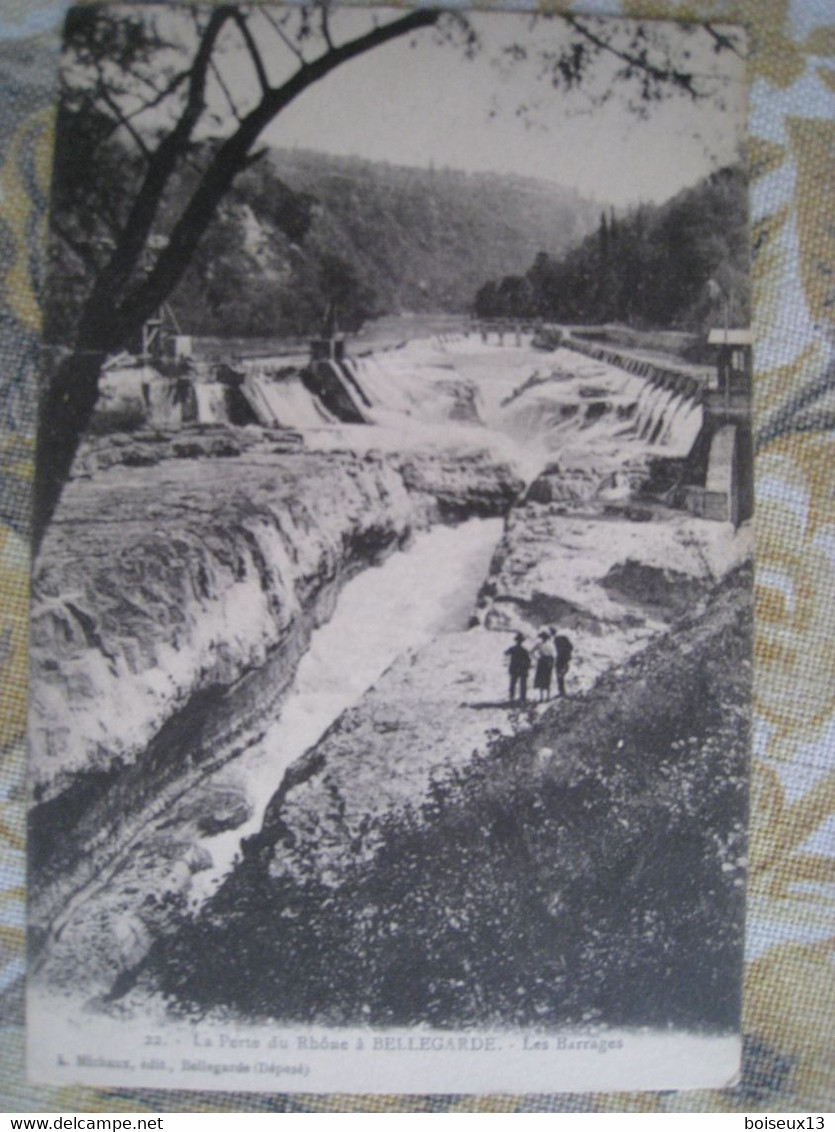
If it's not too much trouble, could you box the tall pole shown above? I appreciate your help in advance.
[719,298,724,423]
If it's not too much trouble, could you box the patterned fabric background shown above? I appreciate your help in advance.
[0,0,832,1114]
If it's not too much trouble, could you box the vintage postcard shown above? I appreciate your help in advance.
[27,2,752,1094]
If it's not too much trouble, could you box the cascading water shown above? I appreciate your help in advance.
[188,515,505,906]
[657,392,688,444]
[242,371,337,428]
[636,385,668,437]
[345,356,412,414]
[193,383,228,425]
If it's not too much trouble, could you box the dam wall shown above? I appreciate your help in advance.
[562,335,707,404]
[29,332,751,1003]
[91,334,480,437]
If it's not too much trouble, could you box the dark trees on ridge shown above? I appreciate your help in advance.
[477,164,750,330]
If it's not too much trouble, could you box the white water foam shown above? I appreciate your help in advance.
[188,515,504,905]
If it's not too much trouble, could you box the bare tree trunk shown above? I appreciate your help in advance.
[33,350,105,554]
[32,5,444,557]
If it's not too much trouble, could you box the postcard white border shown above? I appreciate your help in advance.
[28,1004,741,1094]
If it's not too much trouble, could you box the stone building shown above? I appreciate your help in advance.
[684,328,753,527]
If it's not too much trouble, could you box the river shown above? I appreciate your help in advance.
[189,515,504,905]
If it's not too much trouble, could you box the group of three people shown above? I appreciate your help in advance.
[505,629,573,703]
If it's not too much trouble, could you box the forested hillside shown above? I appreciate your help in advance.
[47,135,745,346]
[45,144,598,344]
[475,164,749,333]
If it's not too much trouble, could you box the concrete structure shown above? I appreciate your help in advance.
[708,328,753,390]
[684,329,753,527]
[563,334,707,404]
[561,324,753,528]
[310,336,346,363]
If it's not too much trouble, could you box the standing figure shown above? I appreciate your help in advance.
[552,629,573,697]
[505,632,531,703]
[532,630,556,701]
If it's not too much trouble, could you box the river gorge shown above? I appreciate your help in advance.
[27,333,752,1045]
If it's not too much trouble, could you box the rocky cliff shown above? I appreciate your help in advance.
[189,494,749,905]
[28,332,751,1011]
[28,424,522,991]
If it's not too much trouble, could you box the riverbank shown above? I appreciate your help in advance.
[28,330,750,1016]
[186,516,505,908]
[150,561,751,1031]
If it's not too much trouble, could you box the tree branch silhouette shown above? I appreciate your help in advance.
[37,4,738,554]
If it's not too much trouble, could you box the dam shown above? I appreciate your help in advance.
[27,329,750,1009]
[188,515,504,906]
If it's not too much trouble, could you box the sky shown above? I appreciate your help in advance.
[241,8,749,210]
[100,6,749,212]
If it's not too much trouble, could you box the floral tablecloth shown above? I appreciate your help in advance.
[0,0,832,1114]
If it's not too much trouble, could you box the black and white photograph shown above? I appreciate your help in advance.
[27,1,752,1094]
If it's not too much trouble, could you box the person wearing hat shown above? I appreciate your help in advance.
[504,632,531,703]
[551,627,573,697]
[532,629,556,701]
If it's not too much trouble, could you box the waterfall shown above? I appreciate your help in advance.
[193,382,229,425]
[243,372,337,428]
[658,392,690,445]
[345,356,412,414]
[188,516,505,907]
